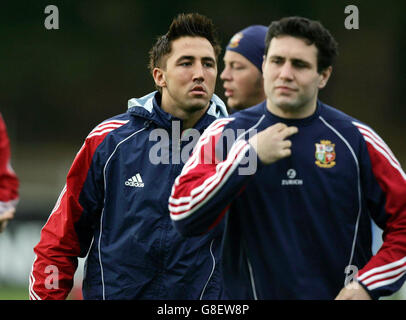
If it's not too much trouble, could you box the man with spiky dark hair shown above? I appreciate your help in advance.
[30,13,228,300]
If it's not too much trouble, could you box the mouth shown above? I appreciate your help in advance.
[275,86,297,95]
[190,85,206,95]
[275,86,297,93]
[223,87,234,97]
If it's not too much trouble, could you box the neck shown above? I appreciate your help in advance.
[181,109,207,129]
[160,94,209,130]
[266,96,318,119]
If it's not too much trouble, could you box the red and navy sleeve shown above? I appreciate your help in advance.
[29,120,128,300]
[353,121,406,298]
[169,118,258,236]
[0,114,19,214]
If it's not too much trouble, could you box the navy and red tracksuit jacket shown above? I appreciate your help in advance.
[30,91,228,300]
[0,113,19,215]
[169,100,406,299]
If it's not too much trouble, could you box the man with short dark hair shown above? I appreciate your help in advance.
[169,16,406,300]
[220,25,267,111]
[30,13,228,300]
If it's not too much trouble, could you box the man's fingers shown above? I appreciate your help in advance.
[282,140,292,149]
[0,209,15,233]
[268,123,287,133]
[0,209,15,221]
[280,126,298,139]
[0,221,8,233]
[281,148,292,158]
[264,123,298,138]
[251,123,297,165]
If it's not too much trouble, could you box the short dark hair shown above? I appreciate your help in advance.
[265,16,338,72]
[148,13,221,87]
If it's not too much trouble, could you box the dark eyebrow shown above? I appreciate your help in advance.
[291,58,311,66]
[202,56,216,63]
[269,55,312,67]
[176,56,195,63]
[269,55,284,60]
[176,56,216,63]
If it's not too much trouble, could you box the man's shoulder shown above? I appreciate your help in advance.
[318,101,376,146]
[229,102,266,127]
[81,113,139,158]
[86,113,132,140]
[319,101,364,130]
[318,101,357,122]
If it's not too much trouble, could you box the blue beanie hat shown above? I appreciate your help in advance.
[226,25,268,73]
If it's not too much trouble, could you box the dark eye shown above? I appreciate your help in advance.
[271,58,283,65]
[293,61,309,69]
[180,61,192,66]
[232,64,245,70]
[203,61,215,68]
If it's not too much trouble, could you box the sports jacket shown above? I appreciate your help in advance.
[0,113,19,215]
[30,91,228,300]
[169,100,406,299]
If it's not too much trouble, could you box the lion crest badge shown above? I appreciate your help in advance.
[315,140,336,168]
[228,32,244,48]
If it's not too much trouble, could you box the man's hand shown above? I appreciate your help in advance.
[248,123,298,165]
[335,281,372,300]
[0,208,15,233]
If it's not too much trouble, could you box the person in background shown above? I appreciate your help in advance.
[0,113,19,233]
[220,25,267,112]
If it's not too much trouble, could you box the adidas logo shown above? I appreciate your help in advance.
[125,173,144,187]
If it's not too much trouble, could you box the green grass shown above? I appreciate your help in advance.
[0,286,28,300]
[0,285,403,300]
[0,286,83,300]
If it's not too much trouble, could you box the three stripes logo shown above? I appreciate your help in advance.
[125,173,144,187]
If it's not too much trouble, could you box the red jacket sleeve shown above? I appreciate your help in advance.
[354,122,406,297]
[29,120,127,300]
[169,118,256,236]
[0,114,19,214]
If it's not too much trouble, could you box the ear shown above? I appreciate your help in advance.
[262,55,266,74]
[152,67,167,88]
[318,66,332,89]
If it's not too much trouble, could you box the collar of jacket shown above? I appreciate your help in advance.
[127,91,228,131]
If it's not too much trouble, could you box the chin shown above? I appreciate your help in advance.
[274,97,302,111]
[229,104,246,111]
[187,99,210,112]
[227,98,242,110]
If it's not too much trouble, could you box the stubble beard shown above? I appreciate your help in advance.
[270,89,315,115]
[184,97,210,113]
[272,96,303,113]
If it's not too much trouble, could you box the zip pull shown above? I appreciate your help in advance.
[143,120,152,129]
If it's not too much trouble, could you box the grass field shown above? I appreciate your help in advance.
[0,285,404,300]
[0,285,83,300]
[0,286,28,300]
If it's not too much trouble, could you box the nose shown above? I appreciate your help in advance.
[220,66,231,81]
[193,63,205,82]
[279,62,294,81]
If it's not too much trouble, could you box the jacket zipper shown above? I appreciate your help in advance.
[246,256,258,300]
[199,239,216,300]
